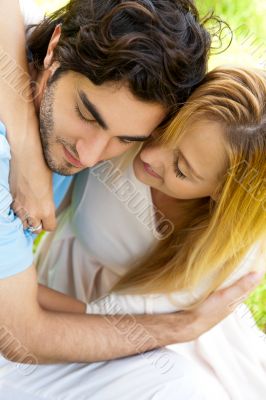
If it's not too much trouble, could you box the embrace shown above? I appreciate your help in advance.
[0,0,265,399]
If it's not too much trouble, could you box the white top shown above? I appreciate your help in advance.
[23,0,263,316]
[65,160,263,315]
[4,4,265,400]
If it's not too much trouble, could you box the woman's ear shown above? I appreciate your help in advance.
[43,24,62,70]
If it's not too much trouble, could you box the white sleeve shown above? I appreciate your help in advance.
[86,242,265,316]
[218,241,265,290]
[19,0,44,26]
[86,292,180,315]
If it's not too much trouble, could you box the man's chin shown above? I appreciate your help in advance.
[45,157,82,176]
[50,164,84,176]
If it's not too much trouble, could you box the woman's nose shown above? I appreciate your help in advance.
[141,143,164,164]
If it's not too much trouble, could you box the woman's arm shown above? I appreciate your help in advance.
[0,0,56,231]
[38,284,86,314]
[85,271,265,316]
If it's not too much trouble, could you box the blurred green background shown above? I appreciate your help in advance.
[35,0,266,70]
[33,0,266,332]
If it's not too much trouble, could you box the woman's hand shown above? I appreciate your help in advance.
[0,0,56,232]
[10,138,57,233]
[8,106,56,233]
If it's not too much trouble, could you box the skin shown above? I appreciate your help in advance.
[134,120,228,218]
[34,26,166,175]
[0,4,262,366]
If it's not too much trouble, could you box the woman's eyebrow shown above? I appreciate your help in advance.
[179,150,205,181]
[78,90,108,130]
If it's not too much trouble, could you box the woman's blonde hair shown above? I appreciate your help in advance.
[113,67,266,304]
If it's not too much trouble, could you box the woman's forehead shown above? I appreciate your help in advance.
[177,120,228,182]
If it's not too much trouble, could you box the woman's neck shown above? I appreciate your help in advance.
[151,188,207,230]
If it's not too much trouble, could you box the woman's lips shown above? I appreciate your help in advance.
[142,161,162,179]
[63,146,84,168]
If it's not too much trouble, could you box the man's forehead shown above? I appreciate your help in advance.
[74,78,167,136]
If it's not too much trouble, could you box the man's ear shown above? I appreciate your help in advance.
[43,24,62,70]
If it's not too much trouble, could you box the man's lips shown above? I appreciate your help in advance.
[142,161,162,179]
[63,146,84,168]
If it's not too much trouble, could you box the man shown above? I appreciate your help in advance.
[0,1,262,399]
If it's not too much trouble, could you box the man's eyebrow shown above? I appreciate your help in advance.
[78,90,151,142]
[179,150,205,181]
[78,90,108,130]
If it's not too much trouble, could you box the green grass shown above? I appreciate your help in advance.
[33,0,265,333]
[35,0,68,13]
[198,0,266,70]
[195,1,266,333]
[246,278,266,333]
[198,0,266,41]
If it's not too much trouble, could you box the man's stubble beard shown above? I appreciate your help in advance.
[39,78,74,176]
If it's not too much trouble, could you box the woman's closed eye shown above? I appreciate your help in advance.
[174,158,187,179]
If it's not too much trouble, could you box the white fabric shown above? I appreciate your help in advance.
[35,162,266,400]
[0,348,205,400]
[1,2,264,399]
[85,240,263,315]
[0,3,207,400]
[38,161,264,313]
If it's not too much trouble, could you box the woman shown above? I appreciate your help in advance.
[36,67,266,399]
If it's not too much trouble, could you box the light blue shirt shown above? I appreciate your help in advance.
[0,121,73,279]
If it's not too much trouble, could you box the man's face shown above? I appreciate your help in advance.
[37,69,166,175]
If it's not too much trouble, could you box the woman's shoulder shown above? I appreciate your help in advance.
[219,242,265,290]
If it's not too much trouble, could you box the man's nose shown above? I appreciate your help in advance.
[76,134,109,168]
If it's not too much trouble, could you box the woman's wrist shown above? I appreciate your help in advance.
[6,103,39,148]
[38,284,87,314]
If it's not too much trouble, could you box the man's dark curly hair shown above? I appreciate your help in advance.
[27,0,216,113]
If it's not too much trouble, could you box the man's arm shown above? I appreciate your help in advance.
[0,265,182,364]
[1,266,261,365]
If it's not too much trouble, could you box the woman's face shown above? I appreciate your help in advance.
[134,120,228,201]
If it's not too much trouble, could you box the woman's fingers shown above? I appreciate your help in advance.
[11,198,57,232]
[41,205,57,232]
[11,203,43,233]
[26,216,43,234]
[9,151,57,233]
[12,205,31,230]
